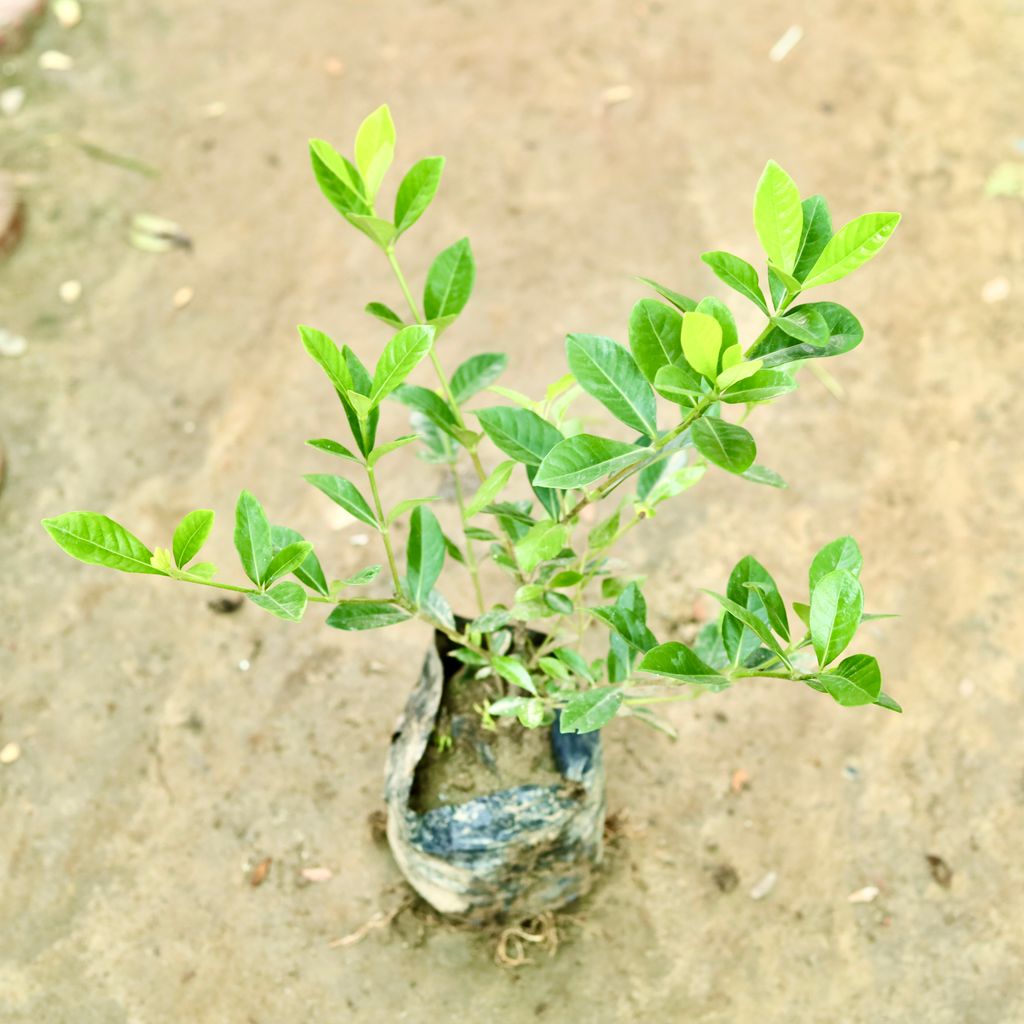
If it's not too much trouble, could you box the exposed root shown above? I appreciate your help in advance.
[328,896,415,948]
[493,910,586,967]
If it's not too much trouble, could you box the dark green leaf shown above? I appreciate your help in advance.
[566,334,657,438]
[393,156,444,235]
[793,195,833,281]
[554,647,595,683]
[263,541,313,586]
[721,555,785,664]
[365,302,405,329]
[475,406,562,466]
[701,251,768,314]
[172,509,214,569]
[393,384,458,437]
[829,653,882,704]
[233,490,273,585]
[534,435,647,489]
[628,298,683,383]
[607,632,633,683]
[559,687,623,734]
[691,417,756,474]
[492,655,537,695]
[339,346,379,456]
[653,364,705,406]
[809,568,864,666]
[248,581,307,622]
[42,511,164,576]
[406,506,445,605]
[543,591,575,615]
[771,307,830,347]
[271,525,329,595]
[635,276,698,313]
[802,212,901,289]
[809,536,863,591]
[742,578,790,641]
[590,581,657,653]
[705,588,791,667]
[303,474,379,529]
[639,641,727,685]
[326,600,410,630]
[451,353,508,404]
[718,369,797,405]
[747,301,863,368]
[423,237,475,321]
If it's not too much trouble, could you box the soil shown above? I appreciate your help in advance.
[2,1,1023,1022]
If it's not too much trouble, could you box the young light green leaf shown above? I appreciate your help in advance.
[741,465,787,488]
[262,541,313,587]
[450,353,508,404]
[801,212,901,289]
[515,521,568,574]
[303,474,379,529]
[628,298,683,383]
[172,509,214,568]
[771,307,830,347]
[809,536,863,591]
[695,296,738,353]
[559,687,623,734]
[639,641,728,685]
[491,655,537,695]
[233,490,273,585]
[716,359,764,391]
[346,214,396,249]
[535,435,646,489]
[809,568,864,666]
[308,139,370,218]
[464,460,516,518]
[332,565,383,590]
[566,334,658,437]
[42,511,165,576]
[475,406,562,467]
[185,561,217,581]
[353,103,395,197]
[326,600,410,630]
[753,160,803,273]
[393,156,444,236]
[248,581,307,622]
[691,417,757,474]
[386,496,440,527]
[370,324,434,407]
[367,434,419,468]
[306,438,361,463]
[298,325,353,395]
[365,301,405,329]
[406,505,445,605]
[718,369,797,404]
[680,311,723,381]
[700,251,769,314]
[635,276,698,313]
[517,699,547,728]
[793,195,833,281]
[488,696,532,717]
[423,237,475,321]
[271,525,329,595]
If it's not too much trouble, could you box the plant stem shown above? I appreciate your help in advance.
[365,462,402,594]
[451,464,486,614]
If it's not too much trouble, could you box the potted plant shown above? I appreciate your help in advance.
[43,105,902,924]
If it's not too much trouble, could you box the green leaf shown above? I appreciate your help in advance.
[802,212,901,289]
[185,562,217,581]
[643,464,706,506]
[515,521,568,574]
[406,506,445,605]
[393,384,459,437]
[635,276,698,313]
[793,601,811,626]
[393,156,444,236]
[364,301,405,329]
[742,578,790,641]
[298,325,353,395]
[263,541,313,586]
[450,353,507,404]
[704,589,791,668]
[653,364,705,406]
[718,369,797,404]
[559,687,623,734]
[339,346,380,457]
[345,213,396,249]
[691,417,756,473]
[809,536,863,591]
[771,307,830,347]
[553,647,595,684]
[543,591,574,616]
[303,474,379,529]
[701,251,768,314]
[566,334,657,437]
[741,465,787,488]
[820,653,882,706]
[327,600,410,630]
[793,195,833,281]
[271,525,329,595]
[475,406,562,467]
[248,581,307,622]
[628,299,683,383]
[488,696,531,717]
[306,438,361,463]
[353,104,395,197]
[753,160,803,273]
[721,555,787,664]
[639,642,727,685]
[423,237,475,321]
[809,569,864,666]
[491,655,537,695]
[716,358,764,391]
[334,565,383,588]
[366,434,419,468]
[309,139,370,218]
[370,325,434,407]
[233,490,273,585]
[695,296,738,354]
[875,692,903,713]
[534,435,646,489]
[680,311,723,381]
[517,698,547,729]
[590,581,657,653]
[172,509,214,568]
[748,301,863,368]
[42,511,165,576]
[464,460,516,518]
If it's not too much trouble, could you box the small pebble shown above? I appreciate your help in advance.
[842,763,860,781]
[958,677,975,697]
[301,866,332,882]
[0,329,27,357]
[368,660,386,674]
[1,86,25,116]
[203,100,226,118]
[53,0,81,27]
[730,768,750,793]
[238,658,251,672]
[323,56,345,77]
[58,278,82,304]
[980,276,1010,304]
[769,25,803,62]
[173,285,194,309]
[0,741,21,764]
[749,871,777,900]
[601,84,633,106]
[349,532,369,547]
[847,885,880,904]
[182,420,196,435]
[38,49,73,70]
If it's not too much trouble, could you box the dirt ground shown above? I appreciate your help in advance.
[2,0,1023,1020]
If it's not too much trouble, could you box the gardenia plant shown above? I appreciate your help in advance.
[43,105,902,735]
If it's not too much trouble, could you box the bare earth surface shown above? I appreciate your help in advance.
[2,1,1022,1020]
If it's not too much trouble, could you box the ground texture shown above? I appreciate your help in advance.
[1,1,1022,1021]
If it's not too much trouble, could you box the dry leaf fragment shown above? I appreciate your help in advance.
[926,854,953,889]
[847,885,879,904]
[173,286,194,309]
[129,213,192,253]
[769,25,803,62]
[601,84,633,107]
[730,768,750,793]
[981,277,1010,304]
[249,856,272,887]
[749,871,777,900]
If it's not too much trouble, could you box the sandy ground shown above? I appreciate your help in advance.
[2,0,1023,1020]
